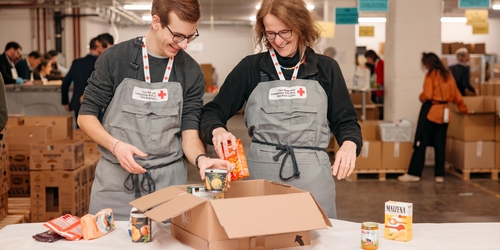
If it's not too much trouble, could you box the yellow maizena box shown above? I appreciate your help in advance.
[384,201,412,241]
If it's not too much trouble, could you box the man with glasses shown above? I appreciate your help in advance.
[0,42,23,84]
[78,0,230,220]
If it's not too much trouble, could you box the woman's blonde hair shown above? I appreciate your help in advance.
[254,0,320,56]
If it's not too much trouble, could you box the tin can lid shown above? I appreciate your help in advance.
[205,169,227,174]
[362,222,379,228]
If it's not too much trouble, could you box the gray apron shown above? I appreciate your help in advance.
[89,38,187,220]
[245,51,336,218]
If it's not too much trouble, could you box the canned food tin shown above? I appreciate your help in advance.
[361,222,379,249]
[204,169,228,192]
[128,207,152,243]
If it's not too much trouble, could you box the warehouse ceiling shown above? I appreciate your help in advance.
[0,0,499,26]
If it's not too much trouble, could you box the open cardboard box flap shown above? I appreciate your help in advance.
[129,180,332,239]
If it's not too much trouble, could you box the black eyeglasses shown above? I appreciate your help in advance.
[264,30,292,40]
[160,18,199,43]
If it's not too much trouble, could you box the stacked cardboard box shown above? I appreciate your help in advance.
[24,116,72,140]
[0,127,10,221]
[495,98,500,169]
[350,92,379,120]
[442,42,486,55]
[447,96,497,169]
[73,129,99,156]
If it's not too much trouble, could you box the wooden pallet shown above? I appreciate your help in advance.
[0,215,25,230]
[447,167,499,181]
[7,197,31,223]
[347,169,407,181]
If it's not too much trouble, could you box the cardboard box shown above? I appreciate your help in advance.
[1,151,10,195]
[473,43,485,54]
[350,92,374,105]
[24,116,72,140]
[30,167,86,222]
[8,151,30,173]
[130,180,331,250]
[496,142,500,169]
[496,97,500,141]
[0,192,8,221]
[448,96,496,141]
[8,173,30,197]
[30,139,84,171]
[72,129,91,142]
[356,141,382,170]
[0,127,7,153]
[354,105,380,121]
[7,126,52,151]
[6,114,25,127]
[359,121,381,140]
[84,141,99,156]
[384,201,413,242]
[442,43,451,55]
[453,140,495,169]
[381,142,412,169]
[446,137,455,166]
[201,64,214,93]
[450,42,464,55]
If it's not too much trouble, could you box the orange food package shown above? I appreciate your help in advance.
[43,214,83,241]
[224,139,250,181]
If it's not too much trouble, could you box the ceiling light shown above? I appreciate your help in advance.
[124,5,151,10]
[358,17,386,23]
[255,4,261,10]
[493,4,500,10]
[440,17,467,23]
[142,15,152,21]
[307,4,315,10]
[249,16,256,21]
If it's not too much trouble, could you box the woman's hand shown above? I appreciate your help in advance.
[331,141,357,180]
[211,127,237,159]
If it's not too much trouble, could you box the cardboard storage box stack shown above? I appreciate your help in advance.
[0,127,10,221]
[28,139,89,222]
[6,114,25,127]
[378,121,413,170]
[130,180,331,250]
[447,96,496,169]
[73,129,100,156]
[495,98,500,169]
[350,92,379,120]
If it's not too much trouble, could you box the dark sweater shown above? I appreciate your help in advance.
[61,54,98,112]
[200,47,362,155]
[79,37,205,131]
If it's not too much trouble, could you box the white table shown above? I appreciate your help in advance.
[0,219,497,249]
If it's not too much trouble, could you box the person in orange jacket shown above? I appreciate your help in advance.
[398,52,468,183]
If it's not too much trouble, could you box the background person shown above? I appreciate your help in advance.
[449,47,476,96]
[398,52,468,183]
[78,0,231,220]
[15,51,42,81]
[323,46,336,59]
[200,0,362,219]
[0,42,23,84]
[33,60,52,82]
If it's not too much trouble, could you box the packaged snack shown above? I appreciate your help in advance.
[223,139,250,181]
[384,201,413,242]
[43,214,83,241]
[81,208,116,240]
[32,230,64,243]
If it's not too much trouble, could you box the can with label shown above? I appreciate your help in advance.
[204,169,228,192]
[128,207,152,243]
[361,221,379,249]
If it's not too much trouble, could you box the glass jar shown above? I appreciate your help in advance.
[361,221,379,249]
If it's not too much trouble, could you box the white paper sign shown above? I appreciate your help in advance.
[268,86,307,100]
[132,87,168,102]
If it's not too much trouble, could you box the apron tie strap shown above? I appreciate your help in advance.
[252,139,326,181]
[123,159,179,198]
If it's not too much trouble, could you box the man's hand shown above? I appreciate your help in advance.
[212,127,237,159]
[113,141,148,174]
[331,141,357,180]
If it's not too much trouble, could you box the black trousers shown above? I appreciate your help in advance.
[407,120,448,177]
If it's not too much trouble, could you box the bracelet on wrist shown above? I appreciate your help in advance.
[112,140,121,155]
[195,154,209,170]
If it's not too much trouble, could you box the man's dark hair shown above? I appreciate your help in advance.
[28,51,41,59]
[89,37,98,50]
[47,50,58,57]
[364,50,380,61]
[97,33,114,48]
[5,41,21,52]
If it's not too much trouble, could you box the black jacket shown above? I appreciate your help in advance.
[449,63,475,96]
[15,59,31,80]
[0,53,16,84]
[200,47,362,155]
[61,54,98,113]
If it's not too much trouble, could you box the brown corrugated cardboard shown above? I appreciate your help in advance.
[450,43,464,55]
[30,139,84,171]
[453,140,494,169]
[448,96,496,141]
[1,151,10,195]
[7,126,52,151]
[6,114,25,127]
[473,43,485,54]
[442,43,451,55]
[30,167,86,222]
[495,97,500,141]
[84,141,99,156]
[0,192,7,221]
[129,180,331,250]
[356,141,382,170]
[446,137,455,166]
[354,105,379,120]
[350,92,374,105]
[8,173,30,197]
[24,116,72,140]
[72,129,91,142]
[8,151,30,173]
[359,121,381,140]
[382,142,412,169]
[496,142,500,169]
[0,127,8,154]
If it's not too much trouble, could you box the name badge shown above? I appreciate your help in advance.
[268,86,307,100]
[132,87,168,102]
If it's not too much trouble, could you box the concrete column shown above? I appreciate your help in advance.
[384,0,442,124]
